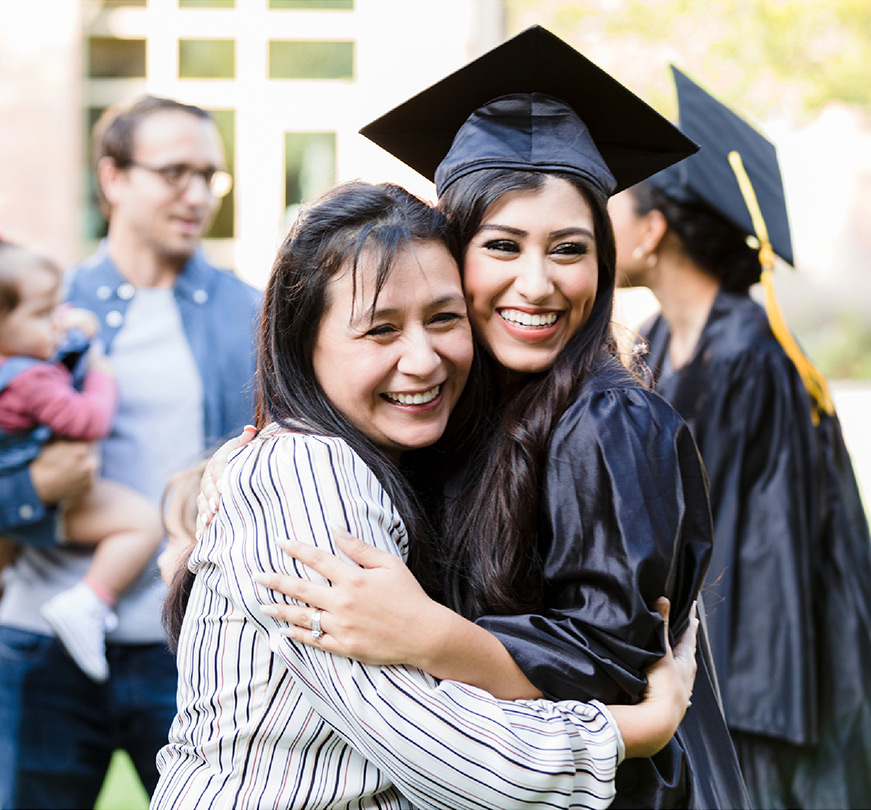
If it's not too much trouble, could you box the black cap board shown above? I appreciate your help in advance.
[360,25,698,197]
[650,66,794,265]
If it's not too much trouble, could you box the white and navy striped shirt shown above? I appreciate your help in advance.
[153,425,623,810]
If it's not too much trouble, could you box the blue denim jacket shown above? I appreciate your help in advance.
[0,245,261,538]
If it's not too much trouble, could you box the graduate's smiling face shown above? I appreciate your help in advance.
[313,240,473,460]
[461,176,599,375]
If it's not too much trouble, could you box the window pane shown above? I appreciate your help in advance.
[178,39,235,79]
[269,41,353,80]
[270,0,354,8]
[285,132,336,217]
[207,109,235,239]
[84,107,109,241]
[88,37,146,79]
[179,0,235,7]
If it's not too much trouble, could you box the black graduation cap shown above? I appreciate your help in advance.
[650,66,794,265]
[360,25,698,197]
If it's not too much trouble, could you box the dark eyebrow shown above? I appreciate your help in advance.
[476,223,526,237]
[477,224,594,240]
[551,227,594,239]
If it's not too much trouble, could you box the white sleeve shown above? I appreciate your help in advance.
[219,433,623,810]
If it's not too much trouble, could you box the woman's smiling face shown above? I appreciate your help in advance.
[461,176,599,375]
[313,239,473,460]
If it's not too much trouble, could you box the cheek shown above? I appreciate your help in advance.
[462,269,499,331]
[566,269,599,320]
[448,330,475,380]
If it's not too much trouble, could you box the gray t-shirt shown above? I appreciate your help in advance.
[0,287,204,643]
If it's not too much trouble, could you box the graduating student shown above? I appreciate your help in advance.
[608,67,871,808]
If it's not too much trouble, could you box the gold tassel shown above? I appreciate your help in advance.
[727,150,834,425]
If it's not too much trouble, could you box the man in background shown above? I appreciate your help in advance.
[0,95,261,809]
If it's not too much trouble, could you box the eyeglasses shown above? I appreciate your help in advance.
[126,161,233,198]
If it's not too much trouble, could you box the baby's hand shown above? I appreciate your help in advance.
[86,340,114,376]
[56,305,100,339]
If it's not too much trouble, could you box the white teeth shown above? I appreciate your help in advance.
[499,309,559,327]
[385,385,441,406]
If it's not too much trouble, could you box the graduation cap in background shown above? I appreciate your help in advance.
[649,66,794,265]
[360,25,698,198]
[655,67,834,420]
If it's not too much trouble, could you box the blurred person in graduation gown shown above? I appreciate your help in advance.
[251,28,749,809]
[610,67,871,809]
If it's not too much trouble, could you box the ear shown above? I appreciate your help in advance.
[96,156,125,209]
[639,208,668,255]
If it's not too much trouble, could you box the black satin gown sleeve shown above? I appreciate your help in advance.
[477,377,710,704]
[476,360,749,808]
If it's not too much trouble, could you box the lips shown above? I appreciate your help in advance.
[171,215,203,235]
[495,307,564,343]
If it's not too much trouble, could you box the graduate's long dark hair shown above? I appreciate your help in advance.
[435,168,621,617]
[164,180,479,647]
[631,180,762,292]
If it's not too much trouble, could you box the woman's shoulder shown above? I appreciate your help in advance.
[218,423,407,551]
[557,356,683,439]
[704,292,785,363]
[229,423,375,482]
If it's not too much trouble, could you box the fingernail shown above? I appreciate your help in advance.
[279,627,295,639]
[260,604,279,616]
[244,424,256,432]
[252,573,270,585]
[209,498,218,513]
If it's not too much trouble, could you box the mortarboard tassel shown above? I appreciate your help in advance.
[727,150,834,425]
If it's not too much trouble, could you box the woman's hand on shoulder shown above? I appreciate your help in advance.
[195,425,258,539]
[256,529,445,668]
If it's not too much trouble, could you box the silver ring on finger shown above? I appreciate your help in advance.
[311,609,324,640]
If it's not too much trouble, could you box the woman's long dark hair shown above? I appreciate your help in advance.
[631,180,763,291]
[164,180,475,647]
[435,169,620,618]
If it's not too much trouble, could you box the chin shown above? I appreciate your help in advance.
[493,350,559,376]
[160,242,199,263]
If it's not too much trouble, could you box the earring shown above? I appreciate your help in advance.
[632,246,658,268]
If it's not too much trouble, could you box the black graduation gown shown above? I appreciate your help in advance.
[642,290,871,809]
[477,356,750,809]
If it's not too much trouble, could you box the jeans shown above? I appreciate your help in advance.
[0,626,178,810]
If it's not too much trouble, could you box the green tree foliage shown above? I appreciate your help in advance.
[506,0,871,120]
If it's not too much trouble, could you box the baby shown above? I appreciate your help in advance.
[0,240,162,681]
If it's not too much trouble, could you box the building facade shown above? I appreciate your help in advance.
[0,0,505,287]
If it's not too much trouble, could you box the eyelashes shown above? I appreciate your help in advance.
[481,238,591,257]
[364,311,466,338]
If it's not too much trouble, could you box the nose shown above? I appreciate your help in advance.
[181,172,212,206]
[513,256,555,302]
[397,328,441,378]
